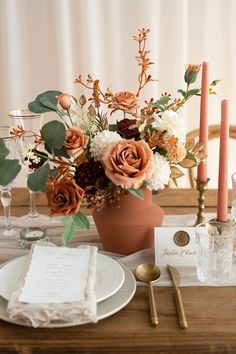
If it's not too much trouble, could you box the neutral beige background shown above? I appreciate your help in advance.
[0,0,236,187]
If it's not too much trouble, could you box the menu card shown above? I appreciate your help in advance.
[19,245,93,304]
[154,227,196,266]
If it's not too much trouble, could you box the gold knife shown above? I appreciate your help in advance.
[167,264,188,329]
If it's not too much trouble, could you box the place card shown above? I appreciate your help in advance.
[154,227,196,266]
[19,245,94,304]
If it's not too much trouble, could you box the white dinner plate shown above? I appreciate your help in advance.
[0,253,125,303]
[0,262,136,328]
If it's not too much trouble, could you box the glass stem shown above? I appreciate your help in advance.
[0,189,13,232]
[28,189,39,218]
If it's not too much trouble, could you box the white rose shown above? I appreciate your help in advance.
[152,110,186,144]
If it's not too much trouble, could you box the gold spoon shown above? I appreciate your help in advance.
[136,263,161,326]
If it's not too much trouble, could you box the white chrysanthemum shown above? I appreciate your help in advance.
[90,131,122,161]
[152,110,186,144]
[147,153,171,191]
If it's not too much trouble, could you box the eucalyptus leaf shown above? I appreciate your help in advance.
[0,159,21,186]
[128,188,144,200]
[41,121,66,149]
[36,90,62,105]
[39,96,59,112]
[27,164,50,191]
[72,212,90,230]
[62,221,77,245]
[45,143,69,158]
[29,90,62,113]
[0,138,9,162]
[28,100,54,113]
[49,168,58,177]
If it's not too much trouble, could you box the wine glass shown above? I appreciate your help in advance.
[0,126,18,237]
[8,110,49,222]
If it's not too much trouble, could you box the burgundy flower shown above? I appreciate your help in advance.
[117,118,140,140]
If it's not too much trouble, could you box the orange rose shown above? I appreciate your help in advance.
[102,139,153,189]
[57,93,71,109]
[46,177,84,215]
[109,92,138,115]
[64,127,88,158]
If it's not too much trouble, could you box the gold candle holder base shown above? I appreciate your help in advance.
[194,178,210,226]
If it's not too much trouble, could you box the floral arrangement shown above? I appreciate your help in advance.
[0,29,216,243]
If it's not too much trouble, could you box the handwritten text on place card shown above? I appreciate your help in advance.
[154,227,196,266]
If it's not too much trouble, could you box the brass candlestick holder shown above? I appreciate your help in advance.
[194,178,210,226]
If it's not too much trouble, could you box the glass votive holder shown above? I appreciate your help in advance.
[20,227,48,249]
[195,221,236,284]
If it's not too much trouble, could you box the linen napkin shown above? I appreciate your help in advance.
[7,244,98,327]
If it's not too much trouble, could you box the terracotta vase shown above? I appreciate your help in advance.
[92,188,164,255]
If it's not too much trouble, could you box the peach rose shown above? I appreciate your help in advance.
[102,139,153,189]
[64,127,89,158]
[57,93,71,110]
[109,91,138,115]
[46,177,84,215]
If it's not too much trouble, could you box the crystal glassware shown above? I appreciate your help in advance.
[195,221,235,284]
[8,110,49,222]
[0,126,18,237]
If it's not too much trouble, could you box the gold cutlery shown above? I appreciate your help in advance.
[136,263,161,326]
[167,264,188,329]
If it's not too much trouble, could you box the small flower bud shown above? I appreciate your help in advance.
[57,93,71,110]
[184,64,201,84]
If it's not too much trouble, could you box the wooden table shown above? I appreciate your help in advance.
[0,188,235,354]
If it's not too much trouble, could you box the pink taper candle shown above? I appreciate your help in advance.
[197,62,209,182]
[217,100,229,222]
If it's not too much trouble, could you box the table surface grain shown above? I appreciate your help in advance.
[0,188,235,354]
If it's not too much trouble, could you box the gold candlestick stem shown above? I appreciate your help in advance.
[194,178,210,226]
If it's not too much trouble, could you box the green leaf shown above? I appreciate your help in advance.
[0,138,9,162]
[41,121,66,149]
[172,178,178,188]
[177,89,186,97]
[109,124,118,132]
[62,221,77,245]
[72,212,90,230]
[127,188,144,200]
[27,164,50,191]
[39,96,59,112]
[60,215,71,224]
[152,95,170,108]
[186,89,200,98]
[0,159,21,186]
[185,151,197,163]
[28,100,54,113]
[45,144,69,158]
[49,168,58,177]
[210,80,221,86]
[29,90,62,113]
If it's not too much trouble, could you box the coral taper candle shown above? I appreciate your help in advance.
[217,100,229,222]
[197,62,209,182]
